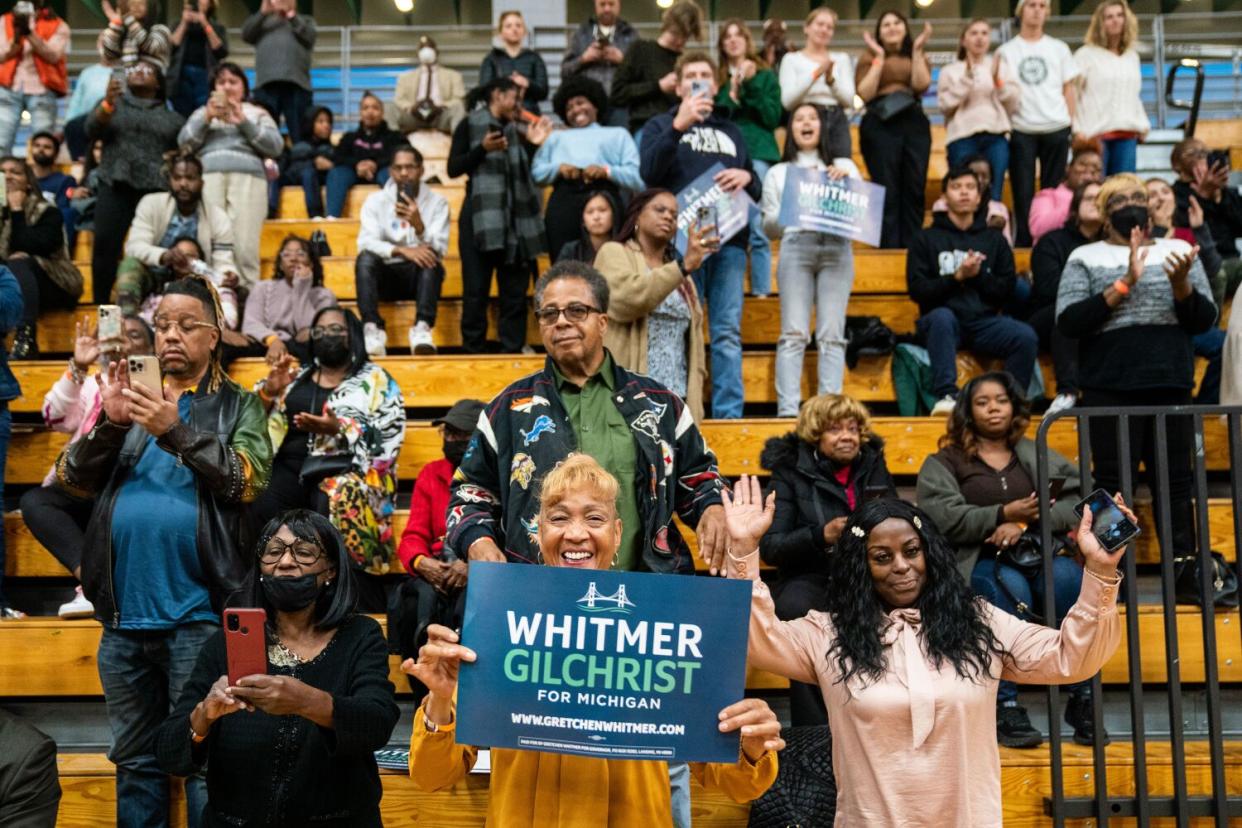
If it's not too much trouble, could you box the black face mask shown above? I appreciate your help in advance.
[313,335,351,368]
[443,438,468,467]
[1110,205,1149,239]
[260,573,326,612]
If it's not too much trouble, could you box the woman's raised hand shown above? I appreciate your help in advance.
[1077,493,1138,578]
[401,624,476,710]
[720,473,775,562]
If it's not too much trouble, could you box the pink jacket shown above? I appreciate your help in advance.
[40,370,102,486]
[1028,184,1072,246]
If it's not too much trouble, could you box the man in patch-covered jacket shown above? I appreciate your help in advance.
[445,260,728,575]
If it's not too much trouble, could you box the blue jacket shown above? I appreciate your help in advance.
[0,266,23,402]
[639,107,761,250]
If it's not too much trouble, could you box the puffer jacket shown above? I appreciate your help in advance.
[445,353,724,574]
[758,432,896,580]
[55,378,272,628]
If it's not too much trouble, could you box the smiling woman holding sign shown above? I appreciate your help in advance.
[405,455,783,826]
[722,479,1125,826]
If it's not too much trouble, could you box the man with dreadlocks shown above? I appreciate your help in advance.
[54,275,272,827]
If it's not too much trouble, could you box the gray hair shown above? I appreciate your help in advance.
[533,260,611,314]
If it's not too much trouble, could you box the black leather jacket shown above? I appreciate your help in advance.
[55,379,272,628]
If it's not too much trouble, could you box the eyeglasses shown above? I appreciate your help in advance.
[1105,192,1148,210]
[534,303,601,326]
[310,324,348,339]
[259,538,326,566]
[152,317,217,335]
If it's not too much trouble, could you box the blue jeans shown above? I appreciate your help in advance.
[0,87,57,157]
[98,622,218,828]
[947,133,1009,203]
[972,555,1089,703]
[0,405,9,609]
[669,762,690,828]
[1100,136,1138,175]
[252,81,312,140]
[325,165,389,218]
[916,308,1038,398]
[693,244,747,418]
[171,64,210,118]
[747,159,773,296]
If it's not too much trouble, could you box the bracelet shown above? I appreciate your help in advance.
[190,723,207,744]
[99,100,115,114]
[1112,279,1131,296]
[67,358,86,385]
[257,384,274,404]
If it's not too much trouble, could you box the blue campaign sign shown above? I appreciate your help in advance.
[674,162,755,257]
[455,562,753,764]
[777,166,886,247]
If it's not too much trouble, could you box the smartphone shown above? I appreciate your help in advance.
[1207,149,1231,172]
[98,304,122,343]
[210,89,228,109]
[1048,477,1067,501]
[689,79,710,99]
[126,355,162,398]
[400,181,418,203]
[223,608,268,685]
[1073,488,1140,552]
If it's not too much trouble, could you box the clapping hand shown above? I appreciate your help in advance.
[718,698,785,762]
[1077,493,1137,578]
[862,31,885,58]
[913,22,933,53]
[814,56,835,84]
[1125,226,1148,286]
[293,405,340,436]
[1163,245,1198,289]
[954,250,986,281]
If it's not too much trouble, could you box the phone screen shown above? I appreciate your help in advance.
[1048,477,1066,501]
[1073,488,1140,552]
[689,79,710,99]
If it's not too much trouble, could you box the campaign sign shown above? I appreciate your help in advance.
[455,562,752,764]
[777,166,886,247]
[674,162,754,257]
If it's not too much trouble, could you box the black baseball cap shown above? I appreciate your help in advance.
[433,399,486,433]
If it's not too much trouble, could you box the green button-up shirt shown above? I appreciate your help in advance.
[553,354,641,571]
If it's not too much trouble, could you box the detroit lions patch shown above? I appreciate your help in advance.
[520,414,556,445]
[510,452,536,489]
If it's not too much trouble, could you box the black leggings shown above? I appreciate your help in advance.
[457,203,534,353]
[1026,303,1080,396]
[8,255,77,327]
[19,485,94,577]
[92,182,156,304]
[772,572,830,727]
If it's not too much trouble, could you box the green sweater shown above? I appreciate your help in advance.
[713,67,783,163]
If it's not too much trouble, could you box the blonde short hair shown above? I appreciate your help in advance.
[795,394,876,445]
[1085,0,1139,53]
[538,454,619,518]
[1095,172,1146,217]
[497,10,524,31]
[805,7,838,25]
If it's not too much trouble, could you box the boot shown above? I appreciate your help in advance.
[1064,691,1111,746]
[9,324,36,359]
[996,704,1042,749]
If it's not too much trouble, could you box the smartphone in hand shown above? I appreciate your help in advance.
[224,608,268,685]
[126,355,162,399]
[1073,488,1140,552]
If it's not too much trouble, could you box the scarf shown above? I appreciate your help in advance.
[464,106,545,263]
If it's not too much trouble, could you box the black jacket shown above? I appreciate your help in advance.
[1174,179,1242,261]
[758,433,896,579]
[331,123,407,170]
[55,379,272,628]
[907,211,1017,323]
[0,710,59,828]
[1029,225,1089,313]
[478,48,549,115]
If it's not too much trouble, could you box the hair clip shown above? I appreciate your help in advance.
[850,525,866,538]
[913,515,923,530]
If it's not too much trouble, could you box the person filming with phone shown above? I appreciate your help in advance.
[354,145,449,357]
[916,371,1098,749]
[154,510,399,828]
[53,276,273,827]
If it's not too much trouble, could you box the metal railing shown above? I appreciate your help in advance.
[1034,405,1242,825]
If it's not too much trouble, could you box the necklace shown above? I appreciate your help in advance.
[268,639,304,668]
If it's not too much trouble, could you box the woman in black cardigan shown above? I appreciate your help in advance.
[758,393,895,725]
[156,510,399,827]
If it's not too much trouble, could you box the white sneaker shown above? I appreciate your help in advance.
[363,322,387,357]
[931,395,958,416]
[58,586,94,619]
[408,323,436,355]
[1047,393,1077,417]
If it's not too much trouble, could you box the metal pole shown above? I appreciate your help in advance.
[342,27,353,126]
[1116,415,1150,825]
[1153,15,1167,130]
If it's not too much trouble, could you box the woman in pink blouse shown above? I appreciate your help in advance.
[721,477,1126,826]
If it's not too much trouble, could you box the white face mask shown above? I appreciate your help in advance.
[418,47,437,66]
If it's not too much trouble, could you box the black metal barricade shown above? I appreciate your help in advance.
[1035,405,1242,825]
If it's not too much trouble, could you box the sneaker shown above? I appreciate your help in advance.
[363,322,387,357]
[1064,692,1111,747]
[1047,393,1077,417]
[408,323,436,355]
[0,605,27,620]
[58,586,95,619]
[996,704,1043,749]
[931,394,957,416]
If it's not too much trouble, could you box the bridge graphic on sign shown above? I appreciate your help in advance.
[575,582,636,613]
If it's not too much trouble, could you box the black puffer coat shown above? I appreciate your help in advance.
[758,432,896,580]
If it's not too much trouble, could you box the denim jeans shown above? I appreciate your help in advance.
[774,231,854,415]
[171,64,210,118]
[1100,136,1138,176]
[972,554,1089,703]
[252,81,312,140]
[747,159,773,296]
[669,762,690,828]
[325,165,390,218]
[916,308,1039,398]
[0,405,10,609]
[0,87,57,157]
[98,622,218,828]
[693,243,747,418]
[946,133,1009,203]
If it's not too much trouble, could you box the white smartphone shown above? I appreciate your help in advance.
[98,304,122,343]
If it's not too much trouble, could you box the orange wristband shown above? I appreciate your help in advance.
[1112,279,1131,296]
[100,100,115,114]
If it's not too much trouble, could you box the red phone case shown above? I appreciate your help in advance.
[223,608,268,685]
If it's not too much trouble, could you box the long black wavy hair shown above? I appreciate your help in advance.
[825,499,1002,687]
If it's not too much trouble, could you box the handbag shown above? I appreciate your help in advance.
[992,529,1072,622]
[845,316,896,369]
[309,229,332,258]
[747,725,836,828]
[298,453,352,485]
[1175,550,1240,608]
[867,90,917,122]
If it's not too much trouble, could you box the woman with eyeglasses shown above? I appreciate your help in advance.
[250,306,406,612]
[240,235,337,365]
[155,509,400,827]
